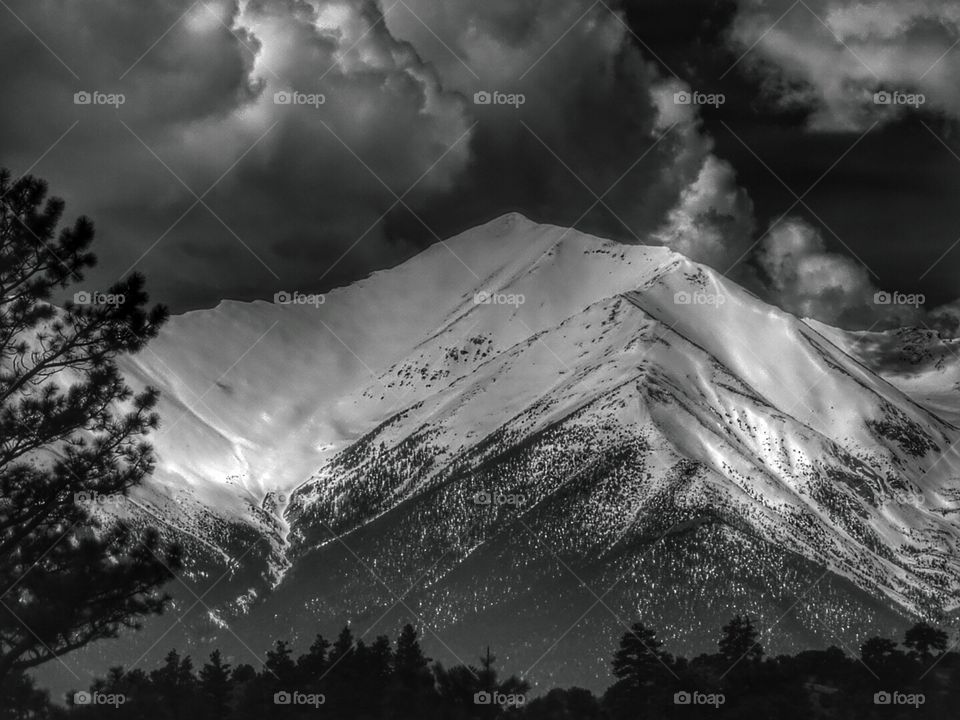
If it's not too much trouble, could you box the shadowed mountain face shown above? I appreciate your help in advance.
[41,214,960,694]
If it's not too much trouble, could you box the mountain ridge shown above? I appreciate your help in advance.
[58,213,960,696]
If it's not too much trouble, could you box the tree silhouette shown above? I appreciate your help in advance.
[0,670,48,719]
[322,626,362,718]
[386,624,434,719]
[859,635,905,682]
[199,650,232,720]
[611,622,672,688]
[265,641,297,685]
[149,650,198,718]
[297,633,330,685]
[7,618,958,719]
[605,622,677,719]
[718,614,763,663]
[0,170,177,686]
[903,622,948,664]
[522,687,603,719]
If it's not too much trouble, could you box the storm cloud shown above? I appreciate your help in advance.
[2,0,958,333]
[0,0,724,312]
[728,0,960,129]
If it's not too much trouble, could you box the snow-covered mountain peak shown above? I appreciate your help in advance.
[118,215,960,632]
[120,217,675,511]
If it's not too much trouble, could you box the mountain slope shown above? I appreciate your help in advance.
[277,219,960,618]
[69,213,960,692]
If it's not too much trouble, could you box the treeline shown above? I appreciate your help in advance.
[2,617,958,719]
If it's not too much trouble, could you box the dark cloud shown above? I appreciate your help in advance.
[0,0,737,313]
[729,0,960,128]
[2,0,958,333]
[386,4,693,241]
[0,0,473,310]
[618,0,960,328]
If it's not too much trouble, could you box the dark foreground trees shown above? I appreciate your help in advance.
[0,170,178,687]
[3,616,947,720]
[44,624,526,720]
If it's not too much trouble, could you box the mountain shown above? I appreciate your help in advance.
[47,214,960,693]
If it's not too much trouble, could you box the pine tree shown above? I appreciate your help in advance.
[718,614,763,663]
[394,624,429,682]
[367,635,393,689]
[266,640,297,686]
[330,626,355,670]
[903,622,948,663]
[387,624,434,719]
[611,623,671,687]
[150,650,197,716]
[324,626,358,717]
[199,650,232,719]
[0,169,178,685]
[297,633,330,688]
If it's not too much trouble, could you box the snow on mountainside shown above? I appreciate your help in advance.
[810,322,960,426]
[109,213,960,673]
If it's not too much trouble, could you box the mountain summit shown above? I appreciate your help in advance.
[104,214,960,689]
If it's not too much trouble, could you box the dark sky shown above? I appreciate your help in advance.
[1,0,958,329]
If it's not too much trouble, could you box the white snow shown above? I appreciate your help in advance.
[120,213,960,615]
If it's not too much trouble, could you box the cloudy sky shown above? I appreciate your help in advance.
[2,0,959,332]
